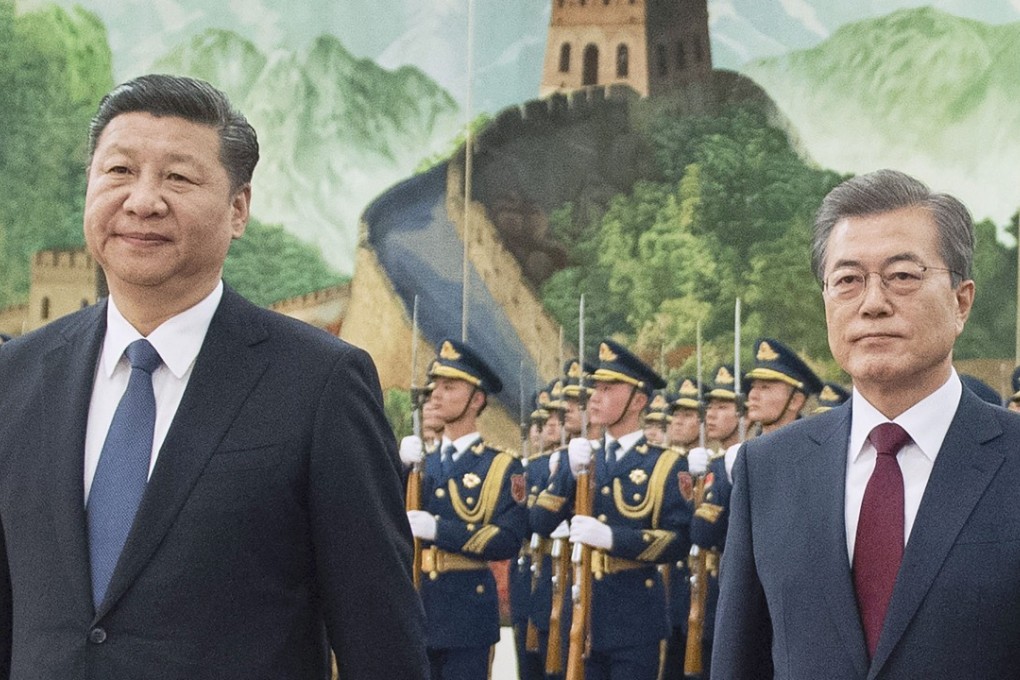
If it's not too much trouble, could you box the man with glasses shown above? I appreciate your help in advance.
[713,169,1020,678]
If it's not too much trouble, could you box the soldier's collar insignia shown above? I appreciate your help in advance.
[629,469,648,485]
[471,441,486,454]
[636,443,649,454]
[757,341,780,361]
[599,342,618,362]
[439,340,461,360]
[820,385,838,401]
[462,472,481,489]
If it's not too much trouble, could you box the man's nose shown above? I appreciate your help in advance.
[122,176,169,217]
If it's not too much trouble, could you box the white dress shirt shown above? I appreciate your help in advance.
[605,429,644,463]
[440,432,482,464]
[844,369,962,560]
[83,282,223,504]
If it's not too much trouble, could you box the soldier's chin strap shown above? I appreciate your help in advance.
[449,385,480,425]
[606,384,641,433]
[759,385,799,428]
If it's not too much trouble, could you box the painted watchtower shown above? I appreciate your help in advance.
[540,0,712,97]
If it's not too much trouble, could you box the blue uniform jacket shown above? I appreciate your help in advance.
[419,438,528,650]
[531,437,693,651]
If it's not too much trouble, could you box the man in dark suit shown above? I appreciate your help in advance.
[713,169,1020,678]
[0,74,428,679]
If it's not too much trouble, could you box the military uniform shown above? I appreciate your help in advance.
[413,339,529,680]
[531,342,692,680]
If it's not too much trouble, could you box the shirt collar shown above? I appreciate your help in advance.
[101,281,224,379]
[443,432,481,455]
[850,367,962,463]
[606,429,644,453]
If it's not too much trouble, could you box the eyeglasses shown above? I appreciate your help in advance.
[823,261,961,302]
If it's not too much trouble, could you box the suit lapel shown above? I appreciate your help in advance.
[869,392,1004,677]
[96,288,271,617]
[44,305,107,618]
[810,406,871,678]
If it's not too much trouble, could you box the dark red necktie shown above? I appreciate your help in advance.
[854,422,911,659]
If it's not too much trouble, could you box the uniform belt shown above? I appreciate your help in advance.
[421,547,487,574]
[591,551,647,575]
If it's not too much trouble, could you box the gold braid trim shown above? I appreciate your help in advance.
[636,529,675,562]
[535,492,567,513]
[463,524,502,554]
[448,452,515,524]
[611,449,681,527]
[694,502,724,523]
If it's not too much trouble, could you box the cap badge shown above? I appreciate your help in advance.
[757,342,780,361]
[716,366,734,385]
[599,343,618,361]
[440,340,461,360]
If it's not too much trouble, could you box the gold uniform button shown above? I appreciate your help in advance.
[597,514,608,523]
[595,572,604,581]
[633,493,642,501]
[531,485,539,493]
[466,523,476,531]
[435,489,446,498]
[602,487,611,495]
[643,534,652,543]
[476,585,485,594]
[429,571,439,581]
[645,579,654,588]
[466,497,475,505]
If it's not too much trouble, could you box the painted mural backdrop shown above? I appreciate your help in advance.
[3,0,1019,413]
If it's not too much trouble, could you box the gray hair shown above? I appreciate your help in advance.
[87,74,258,193]
[811,169,973,285]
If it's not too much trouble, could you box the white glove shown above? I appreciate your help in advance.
[687,446,710,475]
[550,520,570,540]
[569,515,613,550]
[724,443,741,483]
[548,450,560,478]
[567,438,594,477]
[399,435,424,467]
[406,510,437,541]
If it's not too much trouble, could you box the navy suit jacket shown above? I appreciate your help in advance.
[0,287,428,679]
[712,388,1020,679]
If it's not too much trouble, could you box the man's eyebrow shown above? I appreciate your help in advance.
[829,252,922,270]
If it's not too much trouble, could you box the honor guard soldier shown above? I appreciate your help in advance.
[531,340,692,680]
[402,339,528,680]
[661,379,703,680]
[812,381,851,415]
[745,338,823,435]
[642,391,672,446]
[1008,367,1020,413]
[513,382,562,680]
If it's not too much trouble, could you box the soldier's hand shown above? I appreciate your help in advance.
[687,446,710,475]
[567,438,594,477]
[724,442,741,482]
[550,520,570,540]
[569,515,613,550]
[399,435,424,467]
[406,510,437,540]
[548,450,560,477]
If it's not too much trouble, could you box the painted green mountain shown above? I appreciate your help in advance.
[152,29,462,274]
[744,7,1020,226]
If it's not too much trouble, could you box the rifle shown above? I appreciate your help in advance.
[566,294,593,680]
[545,531,571,675]
[684,320,708,676]
[406,295,424,590]
[684,479,708,677]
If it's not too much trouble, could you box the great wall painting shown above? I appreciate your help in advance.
[3,0,1019,439]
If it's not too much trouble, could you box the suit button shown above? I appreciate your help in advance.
[88,627,107,644]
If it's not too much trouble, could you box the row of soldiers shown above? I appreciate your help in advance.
[397,334,1018,680]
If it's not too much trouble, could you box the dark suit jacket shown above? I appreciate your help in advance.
[0,287,428,679]
[712,388,1020,679]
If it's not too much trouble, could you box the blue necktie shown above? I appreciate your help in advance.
[441,444,456,478]
[87,339,162,608]
[605,440,621,475]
